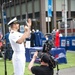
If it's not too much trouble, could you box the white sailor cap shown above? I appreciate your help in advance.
[8,17,19,25]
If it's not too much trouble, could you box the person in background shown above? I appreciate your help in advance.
[3,27,11,46]
[8,17,32,75]
[51,27,57,47]
[45,35,49,41]
[59,30,63,37]
[28,51,54,75]
[0,33,3,58]
[3,27,13,60]
[51,27,56,37]
[30,29,35,47]
[0,33,3,49]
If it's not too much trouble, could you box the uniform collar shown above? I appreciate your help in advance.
[10,30,18,33]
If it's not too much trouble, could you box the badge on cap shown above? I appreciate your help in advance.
[7,17,17,26]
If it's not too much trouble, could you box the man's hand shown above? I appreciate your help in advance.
[24,25,29,32]
[28,51,38,71]
[33,51,38,60]
[24,18,31,31]
[26,18,32,27]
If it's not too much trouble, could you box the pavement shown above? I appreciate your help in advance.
[54,67,75,75]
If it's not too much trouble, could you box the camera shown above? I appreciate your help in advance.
[37,40,57,68]
[18,20,28,26]
[42,40,54,53]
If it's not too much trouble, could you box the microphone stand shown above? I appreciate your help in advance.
[3,42,7,75]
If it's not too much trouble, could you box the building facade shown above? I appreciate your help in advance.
[0,0,75,36]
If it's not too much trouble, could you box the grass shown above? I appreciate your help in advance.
[0,51,75,75]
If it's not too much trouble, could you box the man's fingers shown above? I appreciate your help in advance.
[24,26,29,31]
[27,19,32,27]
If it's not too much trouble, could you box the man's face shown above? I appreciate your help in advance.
[16,23,20,30]
[14,23,20,30]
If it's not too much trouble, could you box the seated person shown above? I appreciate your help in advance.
[28,51,54,75]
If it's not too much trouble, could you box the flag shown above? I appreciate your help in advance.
[48,0,52,17]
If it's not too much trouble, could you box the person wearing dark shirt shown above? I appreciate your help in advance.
[3,32,13,60]
[28,51,54,75]
[30,29,35,47]
[4,32,10,46]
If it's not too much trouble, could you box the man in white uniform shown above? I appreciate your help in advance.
[8,17,32,75]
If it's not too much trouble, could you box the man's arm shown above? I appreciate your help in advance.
[28,51,38,72]
[16,19,32,44]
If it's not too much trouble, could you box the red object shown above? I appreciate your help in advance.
[55,31,60,48]
[0,42,3,47]
[55,54,59,58]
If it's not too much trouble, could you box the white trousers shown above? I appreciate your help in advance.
[12,53,26,75]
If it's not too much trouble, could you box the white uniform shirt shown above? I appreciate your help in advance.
[9,30,25,54]
[9,30,26,75]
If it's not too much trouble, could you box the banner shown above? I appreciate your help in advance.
[48,0,52,17]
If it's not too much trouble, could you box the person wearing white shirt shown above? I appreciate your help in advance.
[8,17,32,75]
